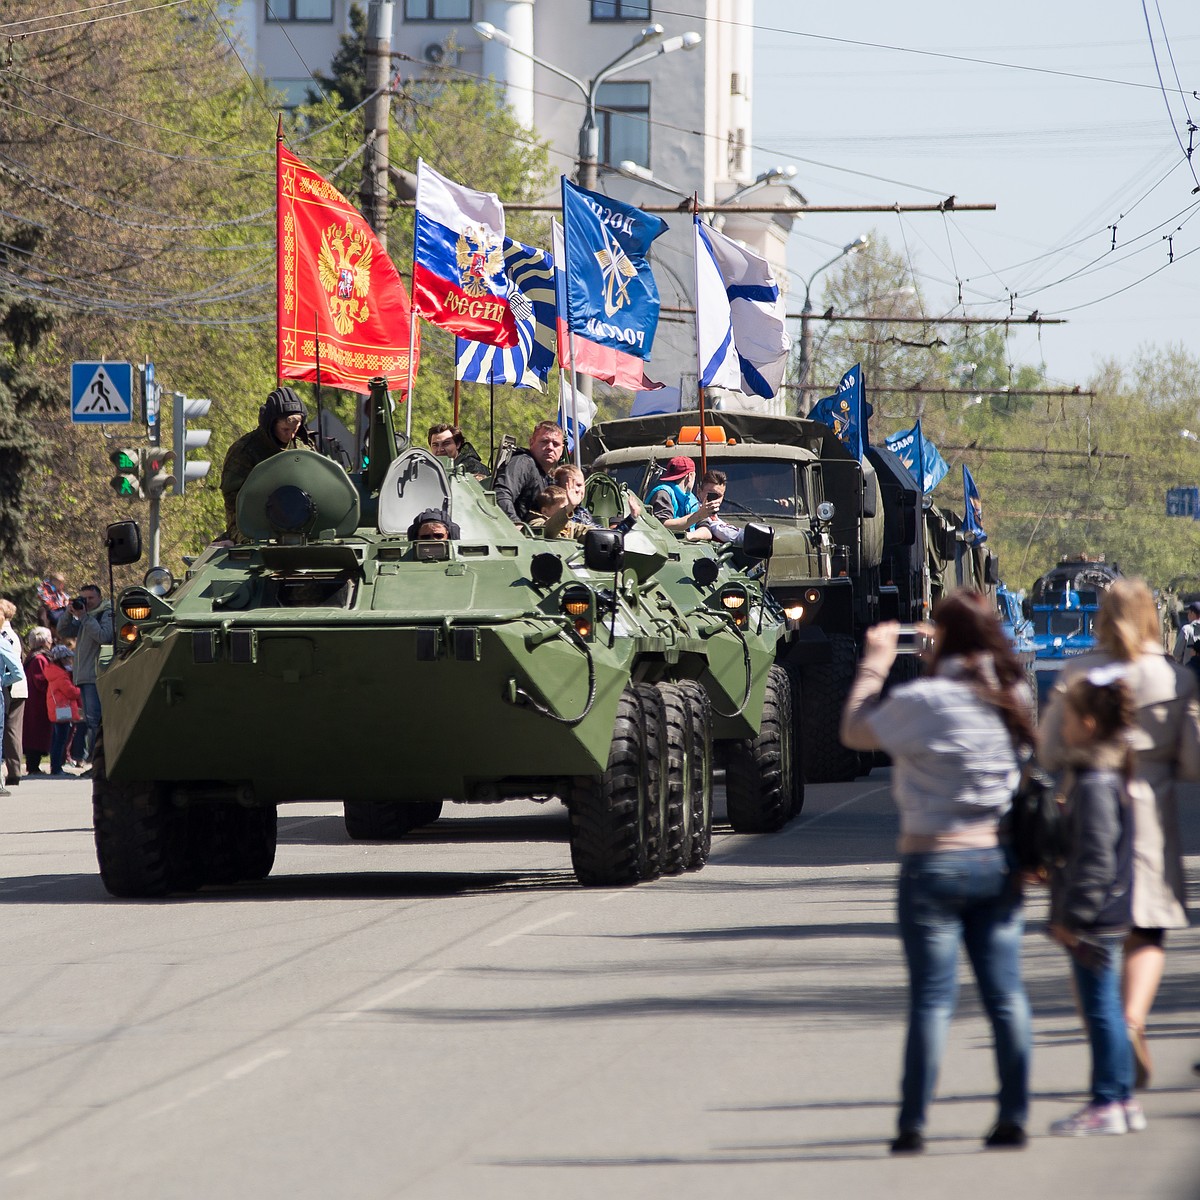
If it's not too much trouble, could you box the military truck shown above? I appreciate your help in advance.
[583,409,884,782]
[1026,556,1121,709]
[92,379,795,897]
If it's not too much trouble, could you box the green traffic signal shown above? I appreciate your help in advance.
[109,447,145,499]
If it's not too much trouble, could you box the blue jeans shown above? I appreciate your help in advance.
[79,682,101,762]
[50,723,72,774]
[1069,935,1132,1105]
[897,846,1031,1132]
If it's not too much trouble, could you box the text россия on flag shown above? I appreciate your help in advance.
[413,160,519,347]
[276,142,418,394]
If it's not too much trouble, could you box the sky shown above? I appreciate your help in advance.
[748,0,1200,388]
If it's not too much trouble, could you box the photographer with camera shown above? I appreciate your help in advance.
[56,584,111,771]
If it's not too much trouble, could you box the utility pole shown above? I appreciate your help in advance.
[362,1,393,248]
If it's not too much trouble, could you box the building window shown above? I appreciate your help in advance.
[269,78,317,108]
[592,0,651,19]
[265,0,333,21]
[404,0,471,19]
[596,81,650,169]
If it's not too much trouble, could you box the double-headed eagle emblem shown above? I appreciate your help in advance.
[456,225,504,297]
[317,220,373,335]
[594,223,637,317]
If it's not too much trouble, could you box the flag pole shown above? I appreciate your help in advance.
[691,195,707,480]
[453,376,460,427]
[561,178,583,468]
[275,116,284,389]
[405,158,423,440]
[313,309,326,456]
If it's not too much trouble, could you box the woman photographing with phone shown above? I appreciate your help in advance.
[840,589,1036,1153]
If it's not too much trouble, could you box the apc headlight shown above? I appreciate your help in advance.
[142,565,175,597]
[816,501,835,522]
[118,623,140,645]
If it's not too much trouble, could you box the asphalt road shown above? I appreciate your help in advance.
[1,772,1197,1200]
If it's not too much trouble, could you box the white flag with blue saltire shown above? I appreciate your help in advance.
[455,238,556,390]
[694,218,790,398]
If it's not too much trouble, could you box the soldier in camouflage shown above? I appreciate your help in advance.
[220,387,317,542]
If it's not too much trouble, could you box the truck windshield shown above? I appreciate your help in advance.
[604,458,803,515]
[1033,611,1090,638]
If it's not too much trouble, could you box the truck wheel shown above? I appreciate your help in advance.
[634,683,669,881]
[568,686,646,887]
[343,800,443,840]
[800,633,859,783]
[92,731,175,898]
[785,668,807,816]
[725,665,799,832]
[656,683,693,876]
[675,680,713,870]
[235,806,278,880]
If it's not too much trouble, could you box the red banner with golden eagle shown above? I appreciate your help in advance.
[276,141,418,394]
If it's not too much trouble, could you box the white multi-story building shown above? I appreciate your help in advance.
[232,0,800,409]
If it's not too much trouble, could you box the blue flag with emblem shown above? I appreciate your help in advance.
[885,419,949,494]
[455,238,556,390]
[961,464,987,543]
[808,364,872,460]
[560,177,667,362]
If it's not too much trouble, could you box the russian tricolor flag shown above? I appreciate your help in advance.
[412,160,518,347]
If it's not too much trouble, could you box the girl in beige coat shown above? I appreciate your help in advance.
[1038,578,1200,1088]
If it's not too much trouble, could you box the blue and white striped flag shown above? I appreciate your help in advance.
[455,238,556,390]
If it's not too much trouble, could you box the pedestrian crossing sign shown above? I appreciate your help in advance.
[72,361,133,424]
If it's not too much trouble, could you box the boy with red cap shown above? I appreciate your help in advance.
[646,456,720,533]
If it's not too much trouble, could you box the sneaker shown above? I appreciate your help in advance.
[0,786,10,797]
[1123,1100,1147,1133]
[984,1120,1027,1148]
[1050,1102,1128,1136]
[889,1129,925,1154]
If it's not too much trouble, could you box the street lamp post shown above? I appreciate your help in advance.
[474,22,700,191]
[796,234,868,415]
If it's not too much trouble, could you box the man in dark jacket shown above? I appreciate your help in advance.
[220,387,318,542]
[493,421,564,523]
[428,423,487,478]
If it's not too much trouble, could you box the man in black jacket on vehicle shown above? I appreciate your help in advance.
[493,421,565,524]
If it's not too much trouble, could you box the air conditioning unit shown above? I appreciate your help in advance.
[423,42,459,67]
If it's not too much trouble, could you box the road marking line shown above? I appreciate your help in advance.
[331,970,445,1022]
[140,1050,292,1119]
[5,1162,39,1178]
[795,784,891,829]
[223,1048,290,1080]
[487,910,575,946]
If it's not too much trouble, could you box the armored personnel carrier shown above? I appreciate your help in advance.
[92,379,793,897]
[583,409,884,782]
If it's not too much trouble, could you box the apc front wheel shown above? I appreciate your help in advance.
[568,687,645,887]
[725,665,799,833]
[675,681,713,870]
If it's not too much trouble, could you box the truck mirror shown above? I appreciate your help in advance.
[105,521,142,566]
[741,522,774,562]
[862,478,878,518]
[1021,597,1031,620]
[984,553,999,585]
[583,528,624,573]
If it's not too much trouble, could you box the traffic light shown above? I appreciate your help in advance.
[109,447,145,499]
[171,392,211,495]
[143,449,176,497]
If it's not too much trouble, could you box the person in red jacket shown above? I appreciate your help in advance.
[21,628,54,775]
[43,645,81,777]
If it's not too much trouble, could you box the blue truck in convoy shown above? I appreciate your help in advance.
[1025,557,1121,709]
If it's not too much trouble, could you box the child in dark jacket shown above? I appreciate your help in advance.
[1047,667,1140,1137]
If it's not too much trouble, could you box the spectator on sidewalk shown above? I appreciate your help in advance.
[0,619,25,796]
[1,599,27,788]
[43,645,82,777]
[58,584,111,768]
[35,573,71,631]
[841,589,1035,1154]
[21,627,53,776]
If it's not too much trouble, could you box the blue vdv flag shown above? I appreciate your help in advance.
[560,177,668,362]
[455,238,556,390]
[808,364,872,460]
[885,419,949,494]
[961,464,987,543]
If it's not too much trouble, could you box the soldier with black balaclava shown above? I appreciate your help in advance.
[219,386,318,542]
